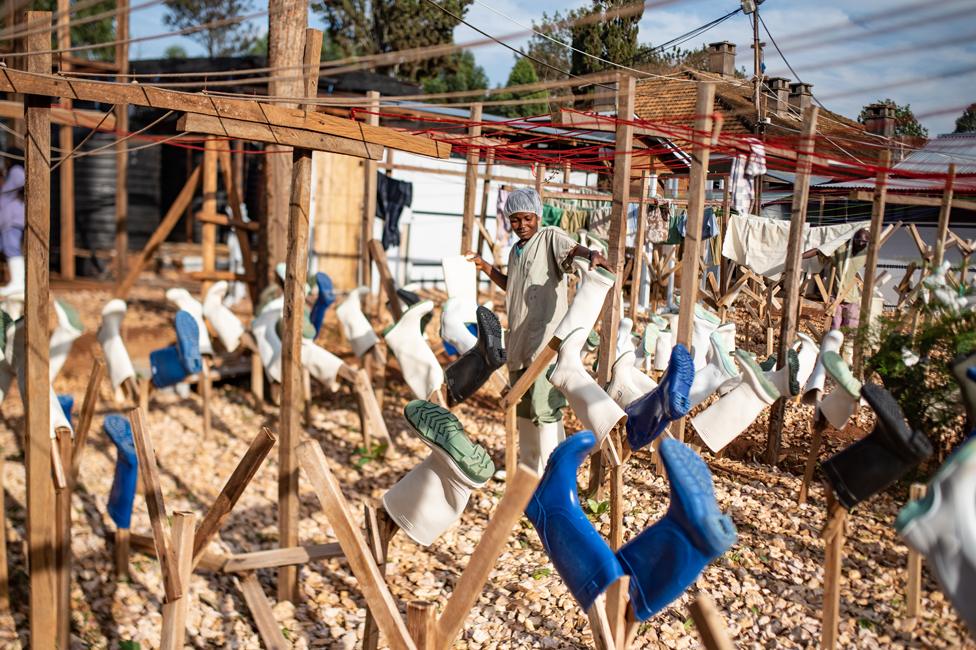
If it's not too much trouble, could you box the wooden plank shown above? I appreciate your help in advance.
[23,13,57,647]
[630,170,650,319]
[361,91,380,290]
[114,0,129,282]
[364,505,399,650]
[186,270,254,282]
[278,27,322,605]
[797,407,826,505]
[368,238,403,321]
[586,592,617,650]
[504,405,517,480]
[129,408,182,601]
[848,189,976,212]
[55,428,72,648]
[160,511,196,650]
[115,166,202,299]
[200,136,218,298]
[933,164,956,267]
[853,150,890,376]
[217,148,259,305]
[407,601,436,650]
[434,465,540,648]
[192,427,277,569]
[906,482,926,617]
[69,358,105,485]
[689,593,735,650]
[460,103,483,255]
[177,113,384,160]
[0,452,7,612]
[223,542,343,572]
[0,100,117,130]
[821,496,847,650]
[500,339,559,410]
[298,440,416,650]
[238,572,290,650]
[129,532,225,572]
[196,211,260,231]
[768,105,819,464]
[56,0,74,281]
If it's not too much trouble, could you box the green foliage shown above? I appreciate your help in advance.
[530,566,552,579]
[585,498,609,521]
[858,98,929,138]
[570,0,643,78]
[31,0,115,61]
[163,0,258,58]
[164,44,188,59]
[119,642,141,650]
[249,33,267,56]
[953,103,976,134]
[525,11,575,87]
[313,0,473,84]
[493,57,548,117]
[422,51,488,96]
[352,442,389,468]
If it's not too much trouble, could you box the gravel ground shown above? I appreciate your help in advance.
[0,284,971,649]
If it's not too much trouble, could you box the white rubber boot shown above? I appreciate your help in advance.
[98,299,136,391]
[615,317,636,359]
[802,329,844,403]
[636,323,659,372]
[382,452,482,546]
[301,340,343,392]
[442,255,479,322]
[1,296,22,321]
[691,306,721,372]
[817,353,862,430]
[691,350,780,452]
[606,350,657,409]
[0,314,15,402]
[548,328,626,442]
[440,297,478,355]
[385,300,443,400]
[553,257,616,340]
[0,256,24,298]
[203,281,244,352]
[713,322,736,354]
[50,299,83,380]
[13,321,71,437]
[765,349,800,398]
[793,333,820,389]
[165,288,213,355]
[688,333,740,409]
[518,417,566,476]
[336,287,379,358]
[251,307,283,382]
[653,330,674,372]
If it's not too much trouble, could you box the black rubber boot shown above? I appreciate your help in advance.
[821,382,933,510]
[395,288,432,334]
[445,306,506,406]
[951,351,976,432]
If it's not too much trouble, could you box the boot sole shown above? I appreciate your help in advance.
[404,400,494,485]
[660,438,737,555]
[822,351,860,398]
[476,306,506,368]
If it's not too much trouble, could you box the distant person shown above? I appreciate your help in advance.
[804,227,870,331]
[0,148,25,297]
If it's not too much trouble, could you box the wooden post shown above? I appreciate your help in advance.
[933,164,956,267]
[200,354,212,439]
[57,0,74,279]
[278,27,322,605]
[113,0,130,281]
[853,150,890,376]
[767,106,819,465]
[504,404,517,481]
[821,493,847,650]
[905,482,926,618]
[797,405,826,505]
[534,163,545,198]
[361,90,380,290]
[630,170,650,319]
[460,103,483,256]
[0,452,7,612]
[368,238,403,320]
[23,12,57,647]
[363,505,399,650]
[55,428,72,648]
[160,511,196,650]
[674,82,716,443]
[690,593,735,650]
[69,358,105,484]
[719,176,731,294]
[200,136,218,297]
[218,148,259,304]
[238,572,290,649]
[475,147,495,295]
[407,601,436,650]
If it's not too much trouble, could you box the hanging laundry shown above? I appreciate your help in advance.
[560,207,588,235]
[646,203,669,244]
[376,172,413,250]
[679,207,718,239]
[542,203,564,228]
[729,138,767,215]
[496,186,511,241]
[665,209,684,245]
[588,206,613,240]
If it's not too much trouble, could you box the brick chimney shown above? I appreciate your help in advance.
[707,42,736,77]
[764,77,790,117]
[789,82,813,113]
[862,103,896,138]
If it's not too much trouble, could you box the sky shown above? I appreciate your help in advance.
[129,0,976,135]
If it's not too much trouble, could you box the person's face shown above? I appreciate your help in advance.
[853,230,869,253]
[509,211,540,241]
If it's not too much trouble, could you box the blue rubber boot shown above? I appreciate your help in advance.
[624,344,694,451]
[617,438,737,621]
[150,346,189,388]
[174,310,202,374]
[104,414,138,530]
[310,272,336,335]
[525,431,625,611]
[57,394,74,425]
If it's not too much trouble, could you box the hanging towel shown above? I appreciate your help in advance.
[376,172,413,250]
[542,203,564,228]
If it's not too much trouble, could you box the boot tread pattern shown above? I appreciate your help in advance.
[406,400,494,483]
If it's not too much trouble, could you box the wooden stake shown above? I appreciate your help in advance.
[933,164,956,267]
[238,572,290,649]
[218,147,259,304]
[434,465,540,648]
[534,163,545,198]
[797,404,826,505]
[905,482,926,618]
[605,575,630,647]
[278,28,322,604]
[0,451,7,612]
[407,601,436,650]
[853,150,890,376]
[55,427,72,648]
[69,358,105,485]
[23,12,57,646]
[115,528,130,579]
[57,0,74,280]
[504,404,517,481]
[689,593,735,650]
[361,90,380,290]
[200,136,218,297]
[114,0,129,281]
[200,354,212,439]
[364,505,400,650]
[586,592,617,650]
[160,511,196,650]
[475,148,496,296]
[821,492,847,650]
[768,105,819,465]
[223,542,342,572]
[193,427,277,569]
[630,170,650,319]
[460,103,483,256]
[369,238,403,320]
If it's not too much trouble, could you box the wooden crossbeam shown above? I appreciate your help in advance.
[848,189,976,212]
[0,99,117,130]
[223,543,342,572]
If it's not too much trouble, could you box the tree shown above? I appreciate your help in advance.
[858,98,929,138]
[953,104,976,133]
[422,51,488,95]
[33,0,115,61]
[163,0,258,58]
[312,0,473,84]
[524,11,574,85]
[494,57,548,117]
[570,0,643,78]
[164,44,188,59]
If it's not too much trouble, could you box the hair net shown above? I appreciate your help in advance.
[503,187,543,219]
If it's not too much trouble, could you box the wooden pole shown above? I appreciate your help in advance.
[905,482,926,618]
[933,164,956,267]
[853,149,890,376]
[363,505,398,650]
[689,593,735,650]
[719,176,731,295]
[277,27,322,605]
[159,511,196,650]
[114,0,129,280]
[263,0,306,290]
[534,163,545,198]
[55,428,72,648]
[475,147,495,295]
[822,494,847,650]
[200,136,218,297]
[460,103,483,256]
[361,90,380,291]
[767,105,819,465]
[56,0,74,279]
[23,12,56,647]
[630,170,650,319]
[69,358,105,484]
[797,405,826,505]
[0,452,7,612]
[674,82,716,443]
[407,601,436,650]
[238,572,290,649]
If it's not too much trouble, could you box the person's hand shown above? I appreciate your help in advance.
[465,252,491,274]
[589,250,610,271]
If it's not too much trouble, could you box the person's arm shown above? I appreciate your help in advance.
[801,248,820,260]
[467,253,507,291]
[566,244,611,271]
